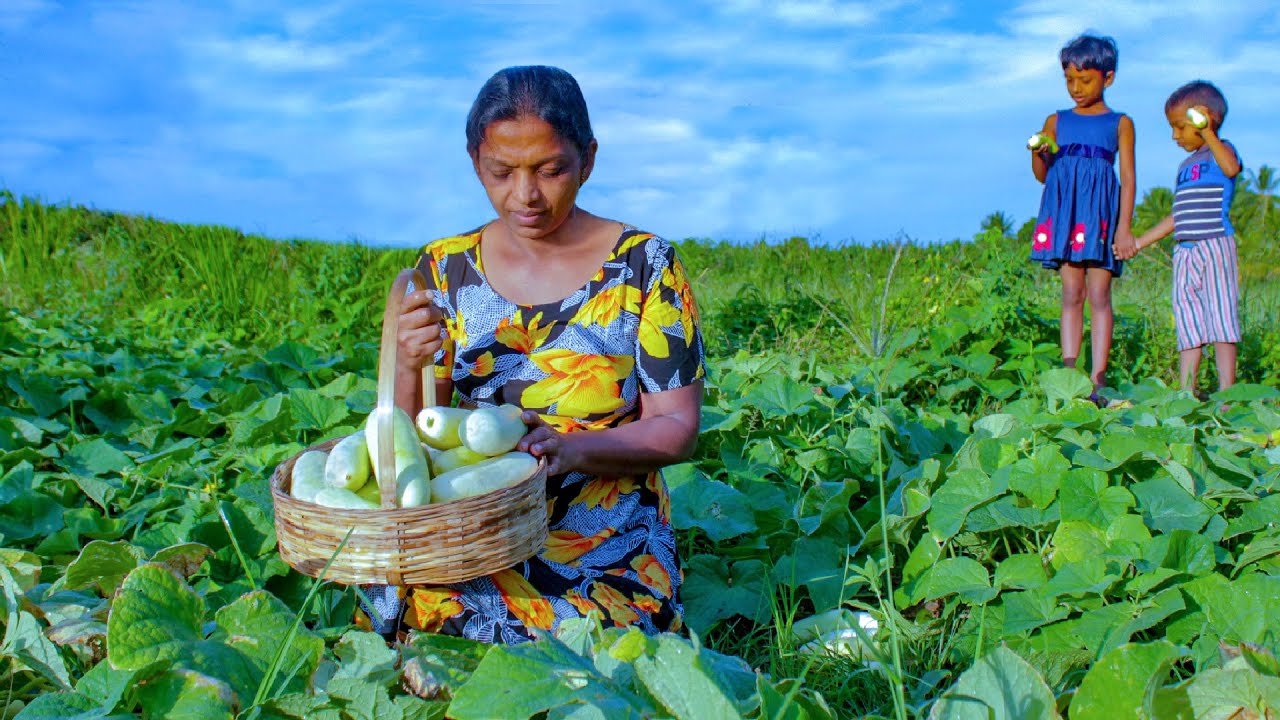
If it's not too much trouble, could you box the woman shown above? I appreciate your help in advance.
[368,65,706,644]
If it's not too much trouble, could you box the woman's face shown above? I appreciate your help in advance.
[472,114,595,242]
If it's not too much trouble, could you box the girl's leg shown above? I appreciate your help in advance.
[1084,267,1114,389]
[1059,264,1087,369]
[1213,342,1237,391]
[1179,347,1202,393]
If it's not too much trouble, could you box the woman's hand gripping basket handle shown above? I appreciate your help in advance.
[373,268,437,510]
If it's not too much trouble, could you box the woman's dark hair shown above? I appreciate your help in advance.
[465,66,594,158]
[1165,80,1229,128]
[1060,34,1118,74]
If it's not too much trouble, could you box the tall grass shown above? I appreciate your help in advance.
[3,189,1277,386]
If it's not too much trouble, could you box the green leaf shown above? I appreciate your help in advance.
[1001,590,1070,636]
[62,438,134,476]
[1130,477,1214,534]
[289,387,349,431]
[681,556,771,632]
[1008,446,1068,509]
[0,462,64,542]
[1183,574,1280,646]
[10,692,113,720]
[1070,641,1180,719]
[634,634,751,719]
[64,541,145,596]
[106,564,256,703]
[212,590,323,698]
[1186,665,1280,719]
[447,635,653,719]
[1211,383,1280,402]
[773,536,853,611]
[1,566,73,691]
[927,468,1003,542]
[136,669,236,720]
[994,554,1048,591]
[744,375,814,419]
[1039,368,1093,404]
[912,557,994,605]
[670,478,756,541]
[1059,469,1133,529]
[897,535,942,607]
[331,629,400,685]
[928,645,1060,719]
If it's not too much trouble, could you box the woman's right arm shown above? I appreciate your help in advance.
[1031,113,1057,184]
[395,288,452,418]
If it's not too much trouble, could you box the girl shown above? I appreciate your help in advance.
[1029,33,1137,404]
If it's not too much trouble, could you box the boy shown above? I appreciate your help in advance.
[1120,80,1242,395]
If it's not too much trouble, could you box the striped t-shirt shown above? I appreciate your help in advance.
[1173,141,1241,241]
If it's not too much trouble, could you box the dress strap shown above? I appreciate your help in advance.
[1058,143,1115,163]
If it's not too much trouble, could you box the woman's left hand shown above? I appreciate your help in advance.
[1113,227,1138,260]
[515,411,580,476]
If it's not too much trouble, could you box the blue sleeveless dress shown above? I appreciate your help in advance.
[1030,110,1124,276]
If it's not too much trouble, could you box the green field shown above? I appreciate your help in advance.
[2,185,1279,718]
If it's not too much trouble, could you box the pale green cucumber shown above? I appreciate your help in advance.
[325,431,370,490]
[431,445,489,475]
[290,450,329,503]
[459,404,528,456]
[365,406,431,483]
[416,406,470,450]
[313,487,377,510]
[430,451,538,503]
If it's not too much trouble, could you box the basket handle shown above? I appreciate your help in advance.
[373,268,437,510]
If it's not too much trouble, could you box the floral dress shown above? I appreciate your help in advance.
[386,225,705,644]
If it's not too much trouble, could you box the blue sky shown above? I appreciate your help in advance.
[2,1,1278,248]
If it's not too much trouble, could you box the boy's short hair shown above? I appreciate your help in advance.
[1165,80,1229,128]
[1060,34,1118,74]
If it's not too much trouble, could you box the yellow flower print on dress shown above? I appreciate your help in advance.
[645,472,671,522]
[630,554,673,598]
[631,594,662,615]
[570,283,641,329]
[409,586,464,632]
[590,582,640,627]
[661,261,700,346]
[521,350,634,417]
[493,570,555,631]
[495,310,553,353]
[428,233,479,262]
[466,350,494,376]
[576,476,640,511]
[638,290,681,359]
[543,527,616,565]
[564,589,598,617]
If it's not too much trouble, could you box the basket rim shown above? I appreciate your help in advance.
[270,438,547,518]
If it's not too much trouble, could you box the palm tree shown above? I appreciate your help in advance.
[1133,187,1173,235]
[980,211,1015,238]
[1247,164,1278,225]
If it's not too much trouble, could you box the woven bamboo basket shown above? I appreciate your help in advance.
[271,268,548,585]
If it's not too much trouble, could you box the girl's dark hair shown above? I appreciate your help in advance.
[1165,80,1229,128]
[1060,34,1118,74]
[465,66,594,158]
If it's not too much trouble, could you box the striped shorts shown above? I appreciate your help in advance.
[1171,235,1240,351]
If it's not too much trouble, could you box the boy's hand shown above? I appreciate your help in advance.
[1193,105,1217,139]
[1113,230,1140,260]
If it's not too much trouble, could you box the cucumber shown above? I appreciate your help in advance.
[365,406,431,483]
[1186,107,1208,129]
[325,432,370,490]
[397,461,432,507]
[430,452,538,503]
[431,445,489,475]
[290,450,329,503]
[416,406,470,450]
[459,404,528,456]
[1027,133,1059,154]
[313,487,377,510]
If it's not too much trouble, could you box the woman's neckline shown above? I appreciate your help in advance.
[472,221,636,310]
